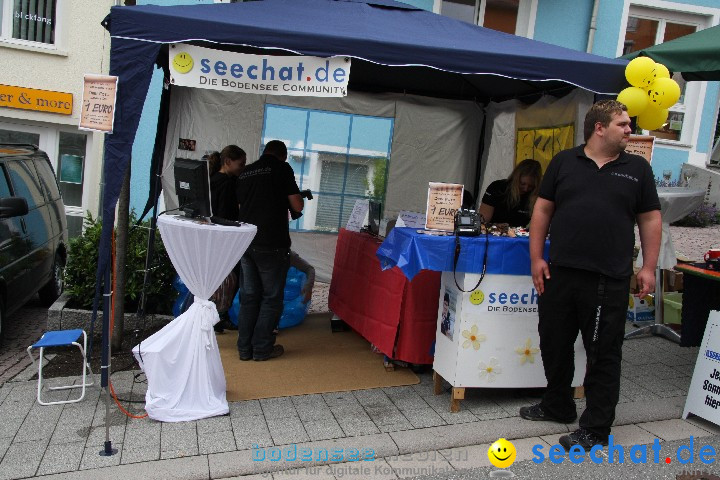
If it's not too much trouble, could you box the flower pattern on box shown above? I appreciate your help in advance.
[478,357,502,382]
[515,338,540,365]
[461,324,486,350]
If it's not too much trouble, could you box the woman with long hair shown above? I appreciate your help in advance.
[209,145,246,221]
[478,159,542,227]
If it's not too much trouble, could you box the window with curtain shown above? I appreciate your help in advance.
[623,7,701,142]
[262,105,394,233]
[0,0,57,45]
[439,0,520,35]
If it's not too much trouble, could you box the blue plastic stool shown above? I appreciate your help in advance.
[26,329,94,405]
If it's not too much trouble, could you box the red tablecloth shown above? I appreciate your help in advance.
[329,229,441,364]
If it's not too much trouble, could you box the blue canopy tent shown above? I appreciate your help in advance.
[94,0,628,447]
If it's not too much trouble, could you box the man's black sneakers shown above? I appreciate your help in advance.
[559,428,609,450]
[519,403,577,424]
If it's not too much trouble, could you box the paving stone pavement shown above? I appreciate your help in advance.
[0,296,47,387]
[0,325,714,479]
[0,225,716,478]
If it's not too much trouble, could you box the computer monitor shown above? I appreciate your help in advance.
[174,158,212,218]
[367,200,381,236]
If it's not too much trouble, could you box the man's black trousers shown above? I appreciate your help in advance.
[538,265,630,438]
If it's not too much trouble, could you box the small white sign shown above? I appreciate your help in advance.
[395,211,426,229]
[683,311,720,425]
[345,199,369,232]
[169,43,350,97]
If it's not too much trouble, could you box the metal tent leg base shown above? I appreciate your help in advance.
[624,323,680,343]
[99,441,118,456]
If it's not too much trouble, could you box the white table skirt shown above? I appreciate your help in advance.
[133,215,256,422]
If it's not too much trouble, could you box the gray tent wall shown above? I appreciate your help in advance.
[162,88,482,282]
[479,89,594,197]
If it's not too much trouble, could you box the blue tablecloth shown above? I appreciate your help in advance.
[376,227,549,281]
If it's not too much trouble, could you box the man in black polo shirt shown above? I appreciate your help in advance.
[236,140,303,361]
[519,100,661,450]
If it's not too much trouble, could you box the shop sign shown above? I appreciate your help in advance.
[169,43,350,98]
[683,311,720,427]
[0,84,72,115]
[79,75,118,133]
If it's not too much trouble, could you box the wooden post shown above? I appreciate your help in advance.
[450,387,465,413]
[433,371,443,395]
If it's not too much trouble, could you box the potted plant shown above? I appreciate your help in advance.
[49,212,176,333]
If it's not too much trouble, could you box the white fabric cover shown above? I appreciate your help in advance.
[132,215,256,422]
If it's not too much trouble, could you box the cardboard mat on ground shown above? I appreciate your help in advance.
[217,313,419,401]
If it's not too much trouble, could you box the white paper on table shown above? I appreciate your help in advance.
[346,199,369,232]
[396,211,426,229]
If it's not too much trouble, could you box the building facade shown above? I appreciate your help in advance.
[415,0,720,183]
[0,0,116,237]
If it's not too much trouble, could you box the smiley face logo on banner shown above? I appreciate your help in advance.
[172,52,194,74]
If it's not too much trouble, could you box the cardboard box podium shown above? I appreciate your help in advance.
[432,271,586,411]
[626,294,655,323]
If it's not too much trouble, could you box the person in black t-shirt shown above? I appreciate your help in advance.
[519,100,661,452]
[236,140,302,361]
[478,159,542,226]
[210,146,246,221]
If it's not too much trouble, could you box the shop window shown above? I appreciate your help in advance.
[622,7,704,143]
[262,105,393,233]
[0,128,40,146]
[56,131,86,207]
[0,0,57,45]
[439,0,521,35]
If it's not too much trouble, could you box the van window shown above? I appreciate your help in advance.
[6,160,44,209]
[0,166,10,198]
[34,159,61,201]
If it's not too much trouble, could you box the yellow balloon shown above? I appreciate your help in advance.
[637,105,669,131]
[626,57,657,88]
[646,77,681,109]
[617,87,649,117]
[655,63,670,79]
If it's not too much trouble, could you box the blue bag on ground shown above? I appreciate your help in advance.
[172,275,193,318]
[227,267,310,329]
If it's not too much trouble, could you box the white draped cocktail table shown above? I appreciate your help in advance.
[628,187,704,342]
[132,215,256,422]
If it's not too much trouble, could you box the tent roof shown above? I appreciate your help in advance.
[94,0,630,304]
[107,0,628,101]
[623,24,720,82]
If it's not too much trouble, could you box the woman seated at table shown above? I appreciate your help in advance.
[477,159,542,227]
